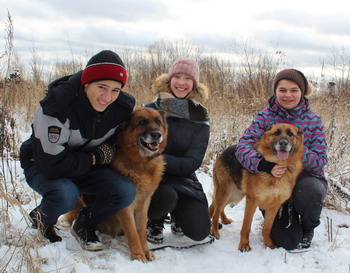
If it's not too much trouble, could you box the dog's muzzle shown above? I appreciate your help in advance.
[139,130,163,152]
[274,138,293,160]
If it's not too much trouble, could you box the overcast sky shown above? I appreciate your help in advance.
[1,0,349,78]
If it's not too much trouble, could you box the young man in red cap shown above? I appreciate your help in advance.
[20,50,136,251]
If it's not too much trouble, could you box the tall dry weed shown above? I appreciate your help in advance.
[1,38,349,211]
[0,27,350,271]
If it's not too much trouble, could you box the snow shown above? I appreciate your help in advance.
[1,164,350,273]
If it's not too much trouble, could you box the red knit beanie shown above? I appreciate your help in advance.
[81,50,128,87]
[168,57,200,89]
[273,69,308,95]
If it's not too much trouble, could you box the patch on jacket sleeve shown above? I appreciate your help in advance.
[48,126,61,143]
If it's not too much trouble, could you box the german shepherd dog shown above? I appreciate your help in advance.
[209,123,303,251]
[65,107,168,262]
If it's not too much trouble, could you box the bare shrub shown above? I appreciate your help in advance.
[325,46,350,97]
[313,81,350,213]
[231,39,286,99]
[0,33,349,273]
[124,40,205,106]
[49,59,83,81]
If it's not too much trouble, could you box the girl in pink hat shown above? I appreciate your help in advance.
[145,57,211,245]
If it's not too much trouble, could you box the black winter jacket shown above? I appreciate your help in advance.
[20,71,135,179]
[145,98,210,205]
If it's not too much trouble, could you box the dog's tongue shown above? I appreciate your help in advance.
[277,151,289,160]
[147,142,160,151]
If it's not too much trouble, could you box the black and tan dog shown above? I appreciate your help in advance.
[209,123,304,251]
[65,107,168,262]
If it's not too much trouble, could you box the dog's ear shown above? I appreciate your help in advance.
[115,120,128,133]
[265,125,273,132]
[158,109,168,123]
[297,128,303,137]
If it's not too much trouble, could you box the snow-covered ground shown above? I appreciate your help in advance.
[1,165,349,273]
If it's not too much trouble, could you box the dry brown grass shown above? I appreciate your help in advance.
[0,17,349,270]
[1,41,349,211]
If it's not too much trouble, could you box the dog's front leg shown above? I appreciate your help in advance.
[117,207,148,262]
[136,199,156,261]
[209,202,222,239]
[262,207,279,249]
[209,186,234,239]
[238,195,257,252]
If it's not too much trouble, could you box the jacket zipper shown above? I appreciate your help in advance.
[77,113,101,150]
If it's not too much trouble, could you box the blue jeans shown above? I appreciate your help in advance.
[24,165,136,227]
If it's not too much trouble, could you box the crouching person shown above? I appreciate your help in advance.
[20,50,136,251]
[145,57,211,244]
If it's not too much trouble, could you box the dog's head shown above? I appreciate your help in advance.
[256,123,303,163]
[117,107,168,158]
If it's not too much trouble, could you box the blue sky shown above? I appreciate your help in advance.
[1,0,349,78]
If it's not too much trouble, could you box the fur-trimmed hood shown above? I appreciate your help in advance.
[151,74,209,104]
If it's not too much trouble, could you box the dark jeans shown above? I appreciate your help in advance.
[270,175,327,250]
[24,165,136,227]
[148,183,211,241]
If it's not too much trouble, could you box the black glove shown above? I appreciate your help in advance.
[92,143,116,165]
[257,159,276,174]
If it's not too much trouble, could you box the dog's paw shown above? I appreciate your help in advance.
[264,241,278,249]
[238,242,252,252]
[210,228,221,239]
[131,253,148,263]
[145,250,156,261]
[221,218,233,225]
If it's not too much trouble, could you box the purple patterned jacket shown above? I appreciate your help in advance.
[235,96,328,180]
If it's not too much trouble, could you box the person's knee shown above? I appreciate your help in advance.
[270,204,303,250]
[271,222,303,250]
[272,233,301,250]
[178,201,211,241]
[187,224,210,241]
[183,219,210,241]
[294,177,327,207]
[49,183,79,211]
[148,185,178,219]
[123,183,137,206]
[153,185,178,206]
[110,180,137,209]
